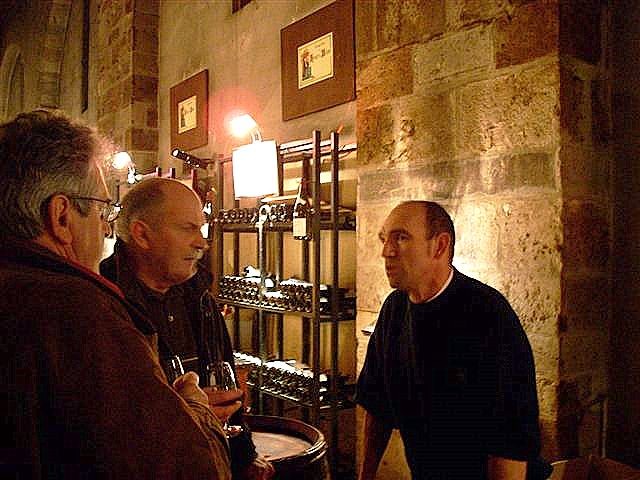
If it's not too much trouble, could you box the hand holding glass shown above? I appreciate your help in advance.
[163,355,184,384]
[207,361,244,438]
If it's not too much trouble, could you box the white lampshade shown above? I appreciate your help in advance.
[232,140,279,198]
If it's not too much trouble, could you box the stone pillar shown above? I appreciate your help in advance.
[96,0,158,171]
[354,0,612,473]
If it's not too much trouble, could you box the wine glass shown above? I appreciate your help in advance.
[163,355,184,385]
[207,361,244,438]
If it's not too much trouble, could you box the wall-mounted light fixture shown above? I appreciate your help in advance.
[229,113,278,198]
[170,148,213,169]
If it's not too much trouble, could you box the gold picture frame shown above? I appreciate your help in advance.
[170,70,208,150]
[281,0,355,121]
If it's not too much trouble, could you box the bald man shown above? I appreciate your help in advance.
[100,178,273,480]
[356,201,542,480]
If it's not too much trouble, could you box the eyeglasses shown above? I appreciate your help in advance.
[68,195,121,223]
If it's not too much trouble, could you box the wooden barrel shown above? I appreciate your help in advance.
[245,414,329,480]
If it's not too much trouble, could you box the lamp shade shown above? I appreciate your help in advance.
[232,140,279,198]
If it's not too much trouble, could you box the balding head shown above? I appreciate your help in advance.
[115,177,199,244]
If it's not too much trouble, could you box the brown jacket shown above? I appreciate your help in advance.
[0,239,231,479]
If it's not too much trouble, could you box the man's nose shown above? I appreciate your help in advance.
[194,232,207,249]
[381,240,396,257]
[103,219,113,238]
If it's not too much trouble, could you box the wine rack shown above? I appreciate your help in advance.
[212,130,356,477]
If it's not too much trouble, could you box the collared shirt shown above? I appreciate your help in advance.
[135,280,199,371]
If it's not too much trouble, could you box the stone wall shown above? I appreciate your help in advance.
[95,0,159,171]
[355,0,611,474]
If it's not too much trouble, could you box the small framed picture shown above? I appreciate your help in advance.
[170,70,208,150]
[281,0,355,120]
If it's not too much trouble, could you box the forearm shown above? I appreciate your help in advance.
[487,456,527,480]
[358,410,392,480]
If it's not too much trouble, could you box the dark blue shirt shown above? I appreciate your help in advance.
[355,269,541,479]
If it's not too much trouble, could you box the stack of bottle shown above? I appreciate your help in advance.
[218,268,276,305]
[214,204,356,230]
[216,207,259,225]
[235,352,332,405]
[218,271,355,317]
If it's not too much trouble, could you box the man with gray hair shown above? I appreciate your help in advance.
[0,110,230,479]
[101,177,273,480]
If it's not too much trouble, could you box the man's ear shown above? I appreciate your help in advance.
[45,194,74,245]
[434,232,452,260]
[130,219,152,250]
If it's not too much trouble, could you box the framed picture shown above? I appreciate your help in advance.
[170,69,208,150]
[281,0,355,121]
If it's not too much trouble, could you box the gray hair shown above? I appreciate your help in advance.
[0,110,111,240]
[115,177,189,243]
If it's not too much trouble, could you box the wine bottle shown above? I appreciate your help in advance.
[292,179,311,240]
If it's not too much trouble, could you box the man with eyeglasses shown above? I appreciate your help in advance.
[0,110,231,479]
[100,177,274,480]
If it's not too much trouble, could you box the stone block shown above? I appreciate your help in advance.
[591,78,612,145]
[133,51,158,77]
[413,25,493,87]
[48,2,72,34]
[481,152,557,194]
[560,274,610,333]
[560,62,590,145]
[388,93,455,165]
[132,75,157,102]
[559,0,601,64]
[457,61,560,156]
[493,267,560,337]
[356,104,394,166]
[97,113,116,139]
[135,0,159,15]
[133,25,158,55]
[356,46,414,110]
[562,200,610,272]
[359,159,486,201]
[355,260,391,312]
[428,160,481,197]
[495,0,558,69]
[126,127,158,151]
[131,101,158,128]
[355,0,376,58]
[452,200,500,265]
[446,0,509,29]
[133,11,159,32]
[536,375,560,419]
[376,0,445,50]
[560,143,610,199]
[559,332,608,376]
[495,198,562,285]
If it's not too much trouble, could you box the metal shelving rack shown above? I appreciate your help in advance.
[211,130,356,476]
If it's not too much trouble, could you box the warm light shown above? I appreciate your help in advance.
[229,114,257,137]
[232,140,279,198]
[111,151,133,171]
[229,113,262,142]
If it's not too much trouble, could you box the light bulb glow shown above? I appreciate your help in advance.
[229,114,258,138]
[111,151,133,171]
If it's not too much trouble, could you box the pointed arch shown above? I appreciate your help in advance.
[38,0,72,108]
[0,44,23,121]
